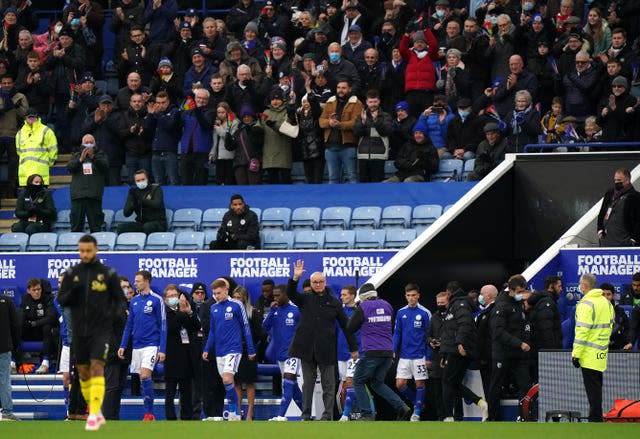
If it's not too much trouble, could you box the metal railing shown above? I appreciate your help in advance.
[524,142,640,153]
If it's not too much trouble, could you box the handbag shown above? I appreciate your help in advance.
[238,130,260,172]
[279,115,299,138]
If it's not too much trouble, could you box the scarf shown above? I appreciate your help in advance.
[511,105,532,135]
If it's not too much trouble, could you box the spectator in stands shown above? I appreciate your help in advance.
[262,37,291,84]
[319,78,363,184]
[11,173,57,235]
[417,95,455,157]
[179,87,215,185]
[67,72,101,148]
[198,16,228,69]
[476,285,498,401]
[63,0,105,78]
[600,283,632,350]
[621,272,640,306]
[149,57,182,106]
[20,278,56,374]
[488,275,531,421]
[399,27,439,117]
[256,1,287,43]
[295,26,331,66]
[15,51,51,122]
[461,18,490,102]
[210,194,260,250]
[115,71,142,110]
[110,0,145,74]
[297,90,324,184]
[326,42,360,96]
[16,108,57,189]
[444,98,484,160]
[0,284,20,420]
[145,91,180,185]
[261,87,296,184]
[82,94,124,186]
[597,168,640,247]
[341,24,370,70]
[389,101,416,160]
[117,169,167,234]
[143,0,178,47]
[583,116,602,142]
[0,74,27,197]
[209,102,238,186]
[14,29,33,75]
[219,40,263,86]
[357,48,384,102]
[287,259,358,421]
[183,47,219,97]
[468,123,507,181]
[68,133,108,232]
[440,285,489,422]
[599,28,633,78]
[164,20,194,87]
[253,279,275,324]
[354,89,393,182]
[226,0,261,38]
[232,103,264,185]
[595,59,623,109]
[241,21,265,60]
[164,284,198,420]
[506,90,540,153]
[224,63,267,116]
[385,122,440,183]
[526,285,562,382]
[208,74,228,108]
[597,76,636,141]
[583,8,611,59]
[493,54,538,120]
[555,50,599,123]
[487,14,516,84]
[118,92,150,181]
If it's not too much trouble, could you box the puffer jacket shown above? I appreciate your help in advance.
[210,118,240,161]
[398,30,439,93]
[233,120,264,168]
[296,94,323,161]
[394,137,440,181]
[262,104,294,169]
[490,291,529,361]
[354,110,393,161]
[441,289,478,359]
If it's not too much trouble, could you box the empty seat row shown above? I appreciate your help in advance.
[48,204,448,233]
[262,229,417,250]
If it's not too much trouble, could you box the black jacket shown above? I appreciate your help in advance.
[0,296,20,356]
[471,136,508,180]
[490,291,528,361]
[14,186,57,229]
[526,291,562,351]
[440,289,478,359]
[610,304,631,349]
[620,289,640,306]
[286,279,357,365]
[165,306,200,379]
[107,296,129,364]
[215,205,260,249]
[58,259,122,338]
[68,148,109,200]
[118,107,150,157]
[426,309,446,378]
[446,113,485,154]
[122,184,167,227]
[597,186,640,244]
[20,293,57,330]
[476,301,495,367]
[394,138,440,181]
[629,305,640,347]
[82,111,125,168]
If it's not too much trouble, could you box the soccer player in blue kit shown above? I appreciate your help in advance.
[263,284,302,421]
[202,278,255,421]
[393,283,431,421]
[118,270,167,421]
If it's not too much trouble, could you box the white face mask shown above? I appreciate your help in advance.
[55,24,63,34]
[136,181,148,190]
[82,143,95,149]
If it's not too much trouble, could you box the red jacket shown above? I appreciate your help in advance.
[399,30,439,93]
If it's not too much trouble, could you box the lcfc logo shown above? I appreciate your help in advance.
[144,300,153,314]
[286,311,295,326]
[414,314,422,328]
[225,306,233,320]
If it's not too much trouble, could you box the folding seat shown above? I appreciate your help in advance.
[411,204,443,229]
[432,159,464,181]
[0,233,29,252]
[323,230,356,249]
[290,207,321,230]
[114,232,147,251]
[26,233,58,252]
[144,232,176,251]
[260,207,291,230]
[55,232,85,251]
[171,208,203,231]
[52,209,72,233]
[384,228,417,249]
[350,206,382,229]
[91,232,117,251]
[354,230,386,249]
[174,232,205,250]
[380,205,412,229]
[293,230,325,250]
[320,206,352,230]
[201,208,227,230]
[261,230,295,249]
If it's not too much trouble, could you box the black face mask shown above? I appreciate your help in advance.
[437,305,447,313]
[614,182,624,191]
[26,183,41,196]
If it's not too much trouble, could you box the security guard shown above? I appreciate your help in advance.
[16,108,58,187]
[572,273,614,422]
[58,234,123,431]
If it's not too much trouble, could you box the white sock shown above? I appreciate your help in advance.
[42,359,50,367]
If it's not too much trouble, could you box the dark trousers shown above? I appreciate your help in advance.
[301,359,335,420]
[215,159,235,185]
[581,367,604,422]
[202,359,225,417]
[303,157,324,184]
[266,168,292,184]
[358,159,385,183]
[71,198,104,232]
[107,167,122,186]
[0,137,17,196]
[179,153,209,185]
[480,363,492,401]
[405,90,434,119]
[68,364,87,416]
[234,166,262,185]
[12,221,48,235]
[353,356,405,417]
[488,358,530,421]
[442,353,482,418]
[21,324,54,362]
[165,377,193,420]
[103,362,129,420]
[116,221,166,235]
[190,339,204,419]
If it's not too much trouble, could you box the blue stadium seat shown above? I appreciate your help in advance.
[411,204,442,231]
[384,160,398,179]
[261,207,291,230]
[26,233,58,252]
[0,233,28,252]
[112,209,135,231]
[380,205,412,229]
[293,230,325,249]
[320,206,352,230]
[432,159,464,181]
[52,209,71,233]
[290,207,322,230]
[291,162,306,184]
[384,228,417,249]
[354,230,386,249]
[56,232,85,251]
[462,158,475,180]
[174,232,205,250]
[350,206,382,229]
[251,207,262,220]
[204,230,218,246]
[145,232,176,251]
[323,230,356,249]
[114,232,146,251]
[102,209,115,231]
[443,204,454,213]
[165,209,174,229]
[91,232,117,251]
[261,230,295,249]
[201,208,227,230]
[171,208,203,231]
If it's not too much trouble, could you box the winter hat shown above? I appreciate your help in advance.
[484,122,500,132]
[99,95,113,104]
[226,40,243,54]
[158,57,173,69]
[395,101,409,112]
[271,36,287,50]
[244,21,258,35]
[3,6,17,19]
[302,52,316,61]
[190,282,207,298]
[80,71,95,83]
[413,30,426,43]
[180,21,191,30]
[348,24,362,34]
[358,283,378,301]
[446,48,462,59]
[185,8,198,17]
[270,86,285,101]
[25,108,38,117]
[58,26,74,38]
[612,76,628,89]
[239,103,255,118]
[412,121,428,134]
[456,98,472,108]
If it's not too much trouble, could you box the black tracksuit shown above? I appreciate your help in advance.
[476,301,495,399]
[19,293,57,361]
[527,291,562,382]
[210,205,260,250]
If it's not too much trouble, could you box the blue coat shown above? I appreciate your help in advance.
[183,62,218,97]
[418,111,455,149]
[143,0,177,44]
[144,106,182,153]
[179,107,215,155]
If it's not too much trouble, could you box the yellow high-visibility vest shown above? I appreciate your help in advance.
[572,288,614,372]
[15,119,58,186]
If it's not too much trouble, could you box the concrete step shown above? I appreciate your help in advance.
[2,198,17,208]
[0,218,15,233]
[55,153,72,164]
[50,175,72,185]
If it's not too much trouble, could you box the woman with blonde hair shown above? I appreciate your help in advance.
[210,102,239,185]
[583,8,611,56]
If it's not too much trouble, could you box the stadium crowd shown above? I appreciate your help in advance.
[3,0,640,196]
[1,250,639,424]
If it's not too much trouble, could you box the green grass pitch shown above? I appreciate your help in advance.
[1,421,637,438]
